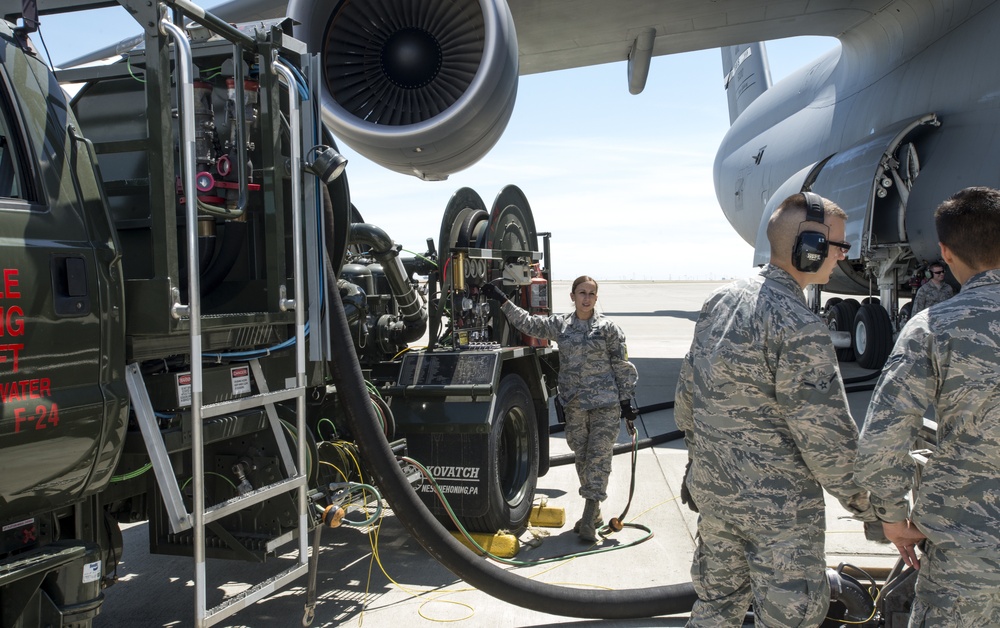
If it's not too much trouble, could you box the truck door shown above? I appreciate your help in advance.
[0,40,127,540]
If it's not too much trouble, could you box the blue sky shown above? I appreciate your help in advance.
[34,4,836,281]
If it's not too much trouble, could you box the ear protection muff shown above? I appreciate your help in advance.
[792,191,829,273]
[924,263,945,279]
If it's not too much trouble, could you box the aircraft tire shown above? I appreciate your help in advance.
[897,301,913,330]
[823,297,843,313]
[853,303,893,370]
[828,300,860,362]
[465,373,539,533]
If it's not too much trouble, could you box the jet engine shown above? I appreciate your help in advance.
[285,0,519,181]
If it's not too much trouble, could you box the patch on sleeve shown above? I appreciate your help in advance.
[801,369,837,393]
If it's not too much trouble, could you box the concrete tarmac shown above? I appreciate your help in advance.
[93,281,899,627]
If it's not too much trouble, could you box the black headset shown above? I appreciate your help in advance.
[925,262,944,279]
[792,191,829,273]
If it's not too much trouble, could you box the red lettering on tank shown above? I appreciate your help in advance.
[11,402,59,433]
[0,305,24,336]
[1,269,19,298]
[1,378,52,402]
[0,343,22,372]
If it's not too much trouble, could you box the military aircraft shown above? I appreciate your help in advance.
[55,0,991,369]
[179,0,995,371]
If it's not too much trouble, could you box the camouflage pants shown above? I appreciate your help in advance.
[688,511,829,627]
[908,543,1000,627]
[563,401,619,502]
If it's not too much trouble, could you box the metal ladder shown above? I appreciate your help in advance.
[123,17,313,628]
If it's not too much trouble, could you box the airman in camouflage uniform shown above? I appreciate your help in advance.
[911,261,954,314]
[855,186,1000,627]
[493,276,637,542]
[675,192,875,626]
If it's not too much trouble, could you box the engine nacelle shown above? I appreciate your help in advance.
[286,0,519,180]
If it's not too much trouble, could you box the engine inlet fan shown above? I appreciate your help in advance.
[323,0,485,125]
[287,0,519,179]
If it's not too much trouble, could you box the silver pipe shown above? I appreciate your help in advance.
[349,222,428,323]
[158,15,206,626]
[271,53,310,567]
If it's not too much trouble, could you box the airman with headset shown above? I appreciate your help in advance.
[912,260,954,314]
[675,191,877,626]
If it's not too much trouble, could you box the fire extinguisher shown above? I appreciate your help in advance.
[523,264,549,347]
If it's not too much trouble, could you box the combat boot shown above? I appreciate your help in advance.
[577,499,600,542]
[572,503,602,533]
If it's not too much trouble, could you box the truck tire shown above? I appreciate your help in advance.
[828,300,860,362]
[467,374,539,532]
[853,303,893,370]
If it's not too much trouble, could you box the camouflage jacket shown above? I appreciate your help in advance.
[912,280,954,314]
[675,264,873,526]
[501,302,637,409]
[856,268,1000,551]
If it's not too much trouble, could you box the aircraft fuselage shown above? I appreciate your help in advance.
[715,0,1000,292]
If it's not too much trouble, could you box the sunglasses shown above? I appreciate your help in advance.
[932,270,945,276]
[828,240,851,252]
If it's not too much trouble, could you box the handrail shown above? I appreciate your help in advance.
[158,14,217,626]
[271,49,311,581]
[162,0,256,49]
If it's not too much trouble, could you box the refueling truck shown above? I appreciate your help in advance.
[0,1,560,625]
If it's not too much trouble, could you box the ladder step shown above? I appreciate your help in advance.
[204,475,307,524]
[202,387,304,418]
[202,562,308,627]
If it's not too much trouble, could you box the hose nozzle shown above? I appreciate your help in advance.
[323,505,345,528]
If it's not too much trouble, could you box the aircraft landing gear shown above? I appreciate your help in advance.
[853,303,893,369]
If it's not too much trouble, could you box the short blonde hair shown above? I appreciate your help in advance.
[767,192,847,261]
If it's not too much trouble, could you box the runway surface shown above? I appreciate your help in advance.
[93,281,898,627]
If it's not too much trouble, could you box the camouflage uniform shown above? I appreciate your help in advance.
[856,269,1000,627]
[675,264,874,627]
[501,301,637,501]
[911,280,954,314]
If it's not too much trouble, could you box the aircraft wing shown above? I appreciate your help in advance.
[508,0,879,75]
[206,0,881,75]
[24,0,889,179]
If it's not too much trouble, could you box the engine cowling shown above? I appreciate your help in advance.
[285,0,519,180]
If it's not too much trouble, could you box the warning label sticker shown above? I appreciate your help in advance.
[176,373,192,407]
[231,366,251,395]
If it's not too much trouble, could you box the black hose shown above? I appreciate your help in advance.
[548,367,880,466]
[827,568,876,622]
[550,400,674,435]
[323,219,696,619]
[198,221,247,294]
[549,399,683,467]
[550,429,684,467]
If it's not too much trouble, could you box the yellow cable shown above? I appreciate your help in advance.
[342,490,481,624]
[318,460,349,483]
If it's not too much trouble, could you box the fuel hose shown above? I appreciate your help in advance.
[322,197,696,619]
